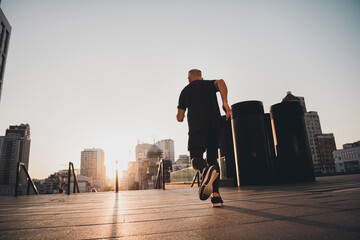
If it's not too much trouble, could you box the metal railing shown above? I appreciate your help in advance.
[155,159,165,190]
[67,162,80,195]
[116,160,119,193]
[191,172,201,187]
[15,162,39,197]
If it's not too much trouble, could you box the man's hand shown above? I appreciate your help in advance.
[223,102,231,120]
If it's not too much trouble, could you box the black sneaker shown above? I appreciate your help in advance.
[199,166,219,201]
[211,195,224,208]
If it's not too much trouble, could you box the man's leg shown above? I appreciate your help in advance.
[190,148,207,173]
[206,146,220,193]
[206,139,220,194]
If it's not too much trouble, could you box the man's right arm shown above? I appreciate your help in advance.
[177,109,185,122]
[214,79,231,120]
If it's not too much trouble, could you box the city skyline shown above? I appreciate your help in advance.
[0,0,359,179]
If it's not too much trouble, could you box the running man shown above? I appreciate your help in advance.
[177,69,231,207]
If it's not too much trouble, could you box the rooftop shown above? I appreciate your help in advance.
[0,174,359,239]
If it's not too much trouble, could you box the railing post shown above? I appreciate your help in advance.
[162,159,165,190]
[116,160,119,193]
[14,162,21,197]
[27,178,31,195]
[67,162,71,195]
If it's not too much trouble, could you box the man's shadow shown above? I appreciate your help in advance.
[222,204,359,233]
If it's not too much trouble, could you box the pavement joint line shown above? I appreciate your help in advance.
[0,213,218,232]
[0,190,349,218]
[60,226,74,240]
[0,203,350,233]
[0,204,293,227]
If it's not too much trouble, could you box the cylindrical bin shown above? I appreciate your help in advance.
[219,115,237,181]
[231,101,274,186]
[270,101,315,183]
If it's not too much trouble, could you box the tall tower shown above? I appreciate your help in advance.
[80,148,106,190]
[0,124,31,186]
[0,4,11,102]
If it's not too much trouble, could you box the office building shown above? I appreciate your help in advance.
[0,4,11,102]
[156,139,175,163]
[80,148,106,191]
[304,111,322,172]
[0,124,31,195]
[333,141,360,173]
[316,134,336,173]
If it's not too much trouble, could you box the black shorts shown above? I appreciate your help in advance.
[188,128,220,151]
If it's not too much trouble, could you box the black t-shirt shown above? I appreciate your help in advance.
[178,80,221,135]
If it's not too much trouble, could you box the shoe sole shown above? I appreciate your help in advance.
[199,167,219,200]
[212,203,223,208]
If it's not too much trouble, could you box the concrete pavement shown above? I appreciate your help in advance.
[0,174,359,239]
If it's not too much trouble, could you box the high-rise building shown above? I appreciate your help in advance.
[0,124,31,190]
[316,134,336,173]
[80,148,106,191]
[0,5,12,102]
[156,139,175,163]
[304,111,322,171]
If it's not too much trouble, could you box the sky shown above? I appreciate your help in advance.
[0,0,359,179]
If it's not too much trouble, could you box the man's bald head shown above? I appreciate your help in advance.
[188,69,203,82]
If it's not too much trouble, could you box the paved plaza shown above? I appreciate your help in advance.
[0,174,359,239]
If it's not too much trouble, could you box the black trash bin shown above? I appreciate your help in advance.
[231,101,274,186]
[270,101,315,183]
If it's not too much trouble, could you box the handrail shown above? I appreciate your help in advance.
[15,162,39,197]
[191,172,201,187]
[155,159,165,190]
[115,160,119,193]
[67,162,80,195]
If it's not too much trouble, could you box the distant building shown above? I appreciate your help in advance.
[80,148,106,191]
[135,143,163,190]
[282,91,336,174]
[333,141,360,173]
[156,139,175,163]
[0,5,11,102]
[304,111,322,172]
[0,124,31,191]
[173,154,190,171]
[135,142,152,183]
[316,134,336,173]
[121,161,136,190]
[70,175,92,193]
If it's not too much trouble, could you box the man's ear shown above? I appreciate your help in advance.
[188,77,191,83]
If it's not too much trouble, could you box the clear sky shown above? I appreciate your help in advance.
[0,0,359,179]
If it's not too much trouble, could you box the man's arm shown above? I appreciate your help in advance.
[214,79,231,120]
[177,109,185,122]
